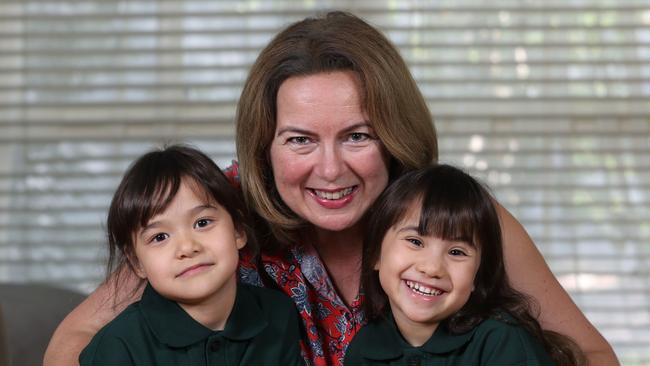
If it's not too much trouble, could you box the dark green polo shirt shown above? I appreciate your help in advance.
[344,312,553,365]
[79,283,304,365]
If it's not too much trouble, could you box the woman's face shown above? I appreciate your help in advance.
[269,71,390,232]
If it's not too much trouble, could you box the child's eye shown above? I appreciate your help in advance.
[449,248,467,256]
[406,237,424,247]
[194,218,213,229]
[150,233,168,244]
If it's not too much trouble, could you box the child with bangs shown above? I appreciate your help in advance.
[79,145,303,366]
[345,164,584,366]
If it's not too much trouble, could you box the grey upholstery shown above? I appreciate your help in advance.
[0,305,8,366]
[0,283,86,366]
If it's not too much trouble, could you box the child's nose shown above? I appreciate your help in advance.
[176,234,201,258]
[415,257,444,278]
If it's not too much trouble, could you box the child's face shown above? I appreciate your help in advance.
[132,179,246,306]
[375,201,480,346]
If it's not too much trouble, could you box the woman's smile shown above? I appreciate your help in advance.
[310,186,356,201]
[308,186,357,209]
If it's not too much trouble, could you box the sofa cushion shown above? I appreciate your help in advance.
[0,283,86,366]
[0,304,8,366]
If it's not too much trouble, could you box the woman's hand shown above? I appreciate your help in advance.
[497,203,619,366]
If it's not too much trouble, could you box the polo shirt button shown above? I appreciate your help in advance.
[209,340,221,352]
[406,355,421,366]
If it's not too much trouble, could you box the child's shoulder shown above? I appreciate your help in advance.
[88,302,145,341]
[230,283,304,364]
[471,316,554,365]
[344,316,402,364]
[239,283,295,313]
[79,302,147,365]
[237,283,301,339]
[474,315,531,339]
[473,315,534,344]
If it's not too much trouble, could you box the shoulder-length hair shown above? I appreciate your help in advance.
[362,164,585,366]
[236,11,437,247]
[105,144,255,301]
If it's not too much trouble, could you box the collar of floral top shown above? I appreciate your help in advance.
[358,311,477,361]
[138,283,268,348]
[292,243,363,309]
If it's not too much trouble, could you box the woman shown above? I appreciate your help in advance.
[45,11,617,366]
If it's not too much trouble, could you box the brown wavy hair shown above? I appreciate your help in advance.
[236,11,437,247]
[362,164,585,366]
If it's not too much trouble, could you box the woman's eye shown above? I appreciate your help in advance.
[151,233,168,243]
[449,248,467,256]
[287,136,312,145]
[348,132,370,143]
[406,238,424,247]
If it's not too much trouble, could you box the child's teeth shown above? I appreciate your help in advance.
[406,280,442,296]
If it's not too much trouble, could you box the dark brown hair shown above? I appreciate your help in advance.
[236,11,437,247]
[362,164,585,366]
[105,144,255,299]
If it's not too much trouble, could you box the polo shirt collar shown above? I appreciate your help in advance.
[361,312,477,361]
[139,283,268,348]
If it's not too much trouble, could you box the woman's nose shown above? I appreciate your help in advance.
[314,144,346,181]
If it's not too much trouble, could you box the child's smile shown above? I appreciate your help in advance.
[175,262,216,278]
[375,200,481,346]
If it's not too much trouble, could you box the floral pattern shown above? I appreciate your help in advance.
[239,247,365,366]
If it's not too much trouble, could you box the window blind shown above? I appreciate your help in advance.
[0,1,648,363]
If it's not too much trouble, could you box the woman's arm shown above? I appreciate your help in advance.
[497,203,619,366]
[43,267,143,366]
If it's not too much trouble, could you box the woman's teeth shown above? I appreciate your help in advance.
[313,187,354,200]
[406,280,442,296]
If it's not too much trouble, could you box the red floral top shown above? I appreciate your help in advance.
[225,161,366,366]
[239,246,365,366]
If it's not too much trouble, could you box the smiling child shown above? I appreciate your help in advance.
[345,164,584,365]
[79,145,303,366]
